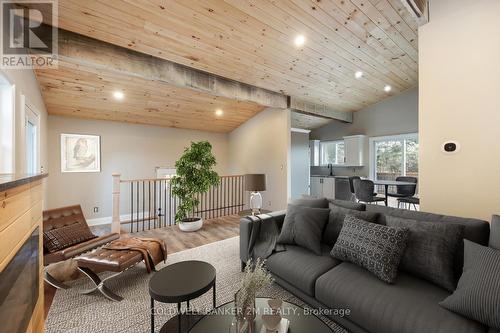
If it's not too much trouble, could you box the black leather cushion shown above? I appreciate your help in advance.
[278,205,330,255]
[267,244,341,297]
[289,197,329,208]
[315,263,485,333]
[323,203,379,246]
[331,215,409,283]
[386,216,464,291]
[440,240,500,329]
[43,222,96,253]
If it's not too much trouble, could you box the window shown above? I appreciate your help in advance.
[369,133,419,182]
[0,74,14,173]
[25,104,40,174]
[320,140,345,165]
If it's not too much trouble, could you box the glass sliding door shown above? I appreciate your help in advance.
[370,133,419,193]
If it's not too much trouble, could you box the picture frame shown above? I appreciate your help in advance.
[60,133,101,173]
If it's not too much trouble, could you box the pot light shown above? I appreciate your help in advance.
[215,109,223,116]
[384,85,392,93]
[113,91,124,100]
[354,71,363,79]
[294,35,305,47]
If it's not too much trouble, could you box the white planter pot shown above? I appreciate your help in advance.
[178,217,203,232]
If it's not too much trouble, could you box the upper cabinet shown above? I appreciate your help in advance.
[343,135,366,167]
[310,135,366,167]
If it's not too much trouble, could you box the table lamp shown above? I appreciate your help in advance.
[244,174,266,215]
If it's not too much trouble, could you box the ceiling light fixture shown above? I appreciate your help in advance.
[294,35,305,47]
[113,91,124,100]
[384,85,392,93]
[355,71,363,79]
[215,109,224,116]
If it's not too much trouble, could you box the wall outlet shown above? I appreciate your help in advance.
[93,207,99,213]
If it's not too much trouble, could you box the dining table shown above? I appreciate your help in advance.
[372,179,417,207]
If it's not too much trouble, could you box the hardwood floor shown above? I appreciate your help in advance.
[44,214,240,319]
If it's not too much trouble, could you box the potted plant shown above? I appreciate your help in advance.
[171,141,220,232]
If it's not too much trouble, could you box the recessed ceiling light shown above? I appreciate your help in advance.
[215,109,223,116]
[384,85,392,93]
[113,91,124,100]
[294,35,305,47]
[355,71,363,79]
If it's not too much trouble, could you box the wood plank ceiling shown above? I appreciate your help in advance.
[37,0,419,131]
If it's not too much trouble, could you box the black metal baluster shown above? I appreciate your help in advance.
[136,181,139,232]
[154,180,157,230]
[168,181,172,226]
[164,180,167,227]
[142,181,145,231]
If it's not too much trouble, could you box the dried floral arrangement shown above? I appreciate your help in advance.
[235,258,274,321]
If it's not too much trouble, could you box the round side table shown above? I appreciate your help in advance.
[149,260,216,333]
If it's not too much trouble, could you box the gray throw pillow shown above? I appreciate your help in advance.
[278,204,330,255]
[322,203,379,246]
[328,199,366,211]
[440,240,500,329]
[386,216,464,292]
[331,215,409,283]
[289,197,329,208]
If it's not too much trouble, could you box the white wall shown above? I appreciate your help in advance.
[419,0,500,221]
[290,131,310,199]
[47,116,230,219]
[311,88,418,177]
[228,108,291,211]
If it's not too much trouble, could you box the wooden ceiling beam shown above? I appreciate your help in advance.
[54,29,288,109]
[288,97,353,123]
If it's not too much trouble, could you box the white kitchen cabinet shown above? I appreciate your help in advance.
[343,135,366,167]
[310,177,335,199]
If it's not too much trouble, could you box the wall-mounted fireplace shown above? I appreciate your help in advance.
[0,227,39,333]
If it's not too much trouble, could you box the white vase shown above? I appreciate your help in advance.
[249,191,262,214]
[178,217,203,232]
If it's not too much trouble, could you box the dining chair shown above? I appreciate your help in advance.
[397,196,420,210]
[387,176,417,199]
[353,179,386,205]
[348,176,360,201]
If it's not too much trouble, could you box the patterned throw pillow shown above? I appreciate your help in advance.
[43,222,97,253]
[331,215,409,283]
[440,240,500,329]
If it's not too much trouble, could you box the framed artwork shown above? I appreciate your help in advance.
[61,134,101,173]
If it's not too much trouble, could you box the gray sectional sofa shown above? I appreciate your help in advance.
[240,200,500,333]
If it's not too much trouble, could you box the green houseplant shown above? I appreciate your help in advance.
[171,141,220,231]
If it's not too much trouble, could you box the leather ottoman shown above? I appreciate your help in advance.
[76,237,166,301]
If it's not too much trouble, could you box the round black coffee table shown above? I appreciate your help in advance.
[190,297,334,332]
[149,260,216,333]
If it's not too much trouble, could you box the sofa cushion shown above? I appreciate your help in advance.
[386,216,464,291]
[43,222,96,253]
[323,203,379,246]
[289,197,329,208]
[266,244,341,297]
[490,215,500,250]
[315,263,486,333]
[328,199,366,211]
[278,205,330,255]
[440,240,500,330]
[331,215,409,283]
[366,204,490,246]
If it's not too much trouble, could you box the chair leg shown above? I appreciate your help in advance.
[44,268,69,290]
[78,267,124,302]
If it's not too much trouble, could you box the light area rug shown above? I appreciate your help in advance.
[45,236,348,333]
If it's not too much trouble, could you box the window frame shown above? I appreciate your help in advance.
[0,73,15,174]
[368,133,418,181]
[319,139,345,166]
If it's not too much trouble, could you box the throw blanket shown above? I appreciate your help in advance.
[247,215,285,261]
[103,237,167,273]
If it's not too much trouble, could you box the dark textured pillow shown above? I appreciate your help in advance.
[43,222,96,253]
[440,240,500,329]
[278,204,330,255]
[386,216,464,291]
[331,215,409,283]
[289,197,329,208]
[322,203,379,246]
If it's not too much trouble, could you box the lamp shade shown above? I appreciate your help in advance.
[244,174,266,192]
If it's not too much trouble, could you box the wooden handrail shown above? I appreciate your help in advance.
[120,174,244,183]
